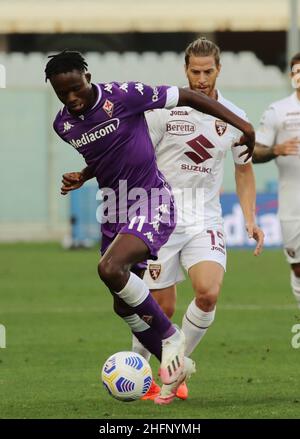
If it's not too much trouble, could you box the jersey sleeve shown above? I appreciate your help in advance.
[53,111,69,143]
[53,118,64,141]
[145,109,168,148]
[53,120,70,146]
[53,119,61,137]
[255,106,277,147]
[119,82,179,116]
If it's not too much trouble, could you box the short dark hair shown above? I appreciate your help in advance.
[290,52,300,70]
[44,50,88,82]
[185,37,220,67]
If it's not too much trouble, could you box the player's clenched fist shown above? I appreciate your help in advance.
[61,171,84,195]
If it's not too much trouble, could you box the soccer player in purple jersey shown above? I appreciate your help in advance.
[45,50,255,394]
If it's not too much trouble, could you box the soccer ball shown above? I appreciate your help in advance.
[101,351,152,402]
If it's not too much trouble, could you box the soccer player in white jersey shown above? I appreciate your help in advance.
[129,37,264,404]
[253,53,300,309]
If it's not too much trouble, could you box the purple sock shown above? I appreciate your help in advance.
[133,294,175,339]
[112,290,175,361]
[133,328,162,360]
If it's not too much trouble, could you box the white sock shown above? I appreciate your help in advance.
[116,272,149,306]
[132,334,151,362]
[182,299,216,357]
[291,271,300,309]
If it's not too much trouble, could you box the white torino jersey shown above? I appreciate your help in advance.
[146,91,249,230]
[256,92,300,220]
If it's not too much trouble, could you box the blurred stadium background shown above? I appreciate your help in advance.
[1,0,300,419]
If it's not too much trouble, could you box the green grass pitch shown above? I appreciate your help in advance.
[0,243,299,419]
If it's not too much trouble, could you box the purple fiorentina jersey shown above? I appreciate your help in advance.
[53,81,178,213]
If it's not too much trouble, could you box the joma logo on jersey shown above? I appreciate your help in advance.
[170,110,188,116]
[166,120,196,136]
[69,119,120,149]
[184,134,215,164]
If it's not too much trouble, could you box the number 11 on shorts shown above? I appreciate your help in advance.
[128,216,146,232]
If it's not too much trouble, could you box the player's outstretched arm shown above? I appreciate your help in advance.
[61,166,94,195]
[235,163,264,256]
[252,139,300,163]
[178,88,255,160]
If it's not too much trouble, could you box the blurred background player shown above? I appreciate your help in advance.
[48,50,255,400]
[132,37,264,404]
[253,52,300,309]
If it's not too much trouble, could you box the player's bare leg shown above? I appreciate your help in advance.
[182,260,224,356]
[291,263,300,309]
[98,233,185,383]
[152,287,177,319]
[156,261,223,405]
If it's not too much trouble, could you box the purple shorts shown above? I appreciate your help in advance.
[100,190,176,271]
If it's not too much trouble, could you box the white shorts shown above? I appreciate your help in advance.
[144,226,227,289]
[281,220,300,264]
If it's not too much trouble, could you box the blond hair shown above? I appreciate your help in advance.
[185,37,220,66]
